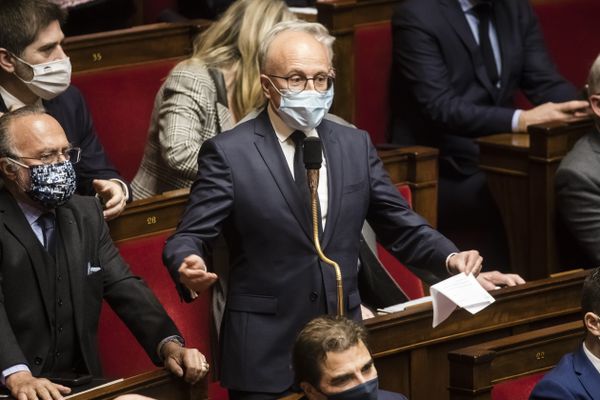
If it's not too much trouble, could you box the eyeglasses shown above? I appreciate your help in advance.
[267,73,334,94]
[6,147,81,168]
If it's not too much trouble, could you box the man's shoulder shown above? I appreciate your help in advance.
[378,389,408,400]
[62,194,103,218]
[557,132,600,177]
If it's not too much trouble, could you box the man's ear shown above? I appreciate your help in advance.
[590,95,600,119]
[584,312,600,336]
[0,158,18,180]
[0,48,17,74]
[300,382,324,400]
[260,74,272,100]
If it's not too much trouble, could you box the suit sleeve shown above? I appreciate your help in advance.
[555,165,600,266]
[364,134,458,278]
[0,261,29,371]
[392,7,515,137]
[163,139,234,301]
[69,86,131,198]
[94,200,180,365]
[517,2,579,104]
[529,378,578,400]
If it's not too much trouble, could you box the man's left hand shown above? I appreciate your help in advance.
[477,271,526,291]
[92,179,127,220]
[162,342,209,384]
[447,250,483,276]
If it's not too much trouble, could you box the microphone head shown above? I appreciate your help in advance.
[303,137,322,170]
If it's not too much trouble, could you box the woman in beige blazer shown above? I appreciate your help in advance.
[132,0,294,199]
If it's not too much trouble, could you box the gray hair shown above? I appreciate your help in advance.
[587,54,600,96]
[258,20,335,72]
[0,107,47,157]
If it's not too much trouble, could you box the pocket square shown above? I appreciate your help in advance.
[87,262,102,275]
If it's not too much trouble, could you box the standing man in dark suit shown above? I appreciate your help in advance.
[164,20,488,400]
[0,0,129,220]
[0,108,208,400]
[530,267,600,399]
[555,54,600,267]
[390,0,588,267]
[291,316,407,400]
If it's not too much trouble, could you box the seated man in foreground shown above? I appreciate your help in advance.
[291,315,406,399]
[0,108,208,400]
[530,267,600,399]
[555,53,600,266]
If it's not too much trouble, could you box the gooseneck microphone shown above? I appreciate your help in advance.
[303,137,344,316]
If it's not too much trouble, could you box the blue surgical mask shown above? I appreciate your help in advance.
[27,161,77,208]
[324,377,379,400]
[274,86,334,131]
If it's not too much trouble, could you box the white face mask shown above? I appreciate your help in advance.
[267,78,334,131]
[12,54,72,100]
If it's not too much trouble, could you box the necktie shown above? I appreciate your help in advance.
[290,130,309,202]
[38,212,56,256]
[474,2,499,86]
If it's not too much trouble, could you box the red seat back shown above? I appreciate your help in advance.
[376,184,425,300]
[491,372,545,400]
[98,231,211,378]
[72,59,178,182]
[354,21,392,145]
[144,0,179,23]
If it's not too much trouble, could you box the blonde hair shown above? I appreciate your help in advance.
[192,0,295,119]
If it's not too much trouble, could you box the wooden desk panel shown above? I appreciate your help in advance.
[65,20,210,73]
[448,321,584,400]
[366,269,587,400]
[477,118,593,279]
[67,370,206,400]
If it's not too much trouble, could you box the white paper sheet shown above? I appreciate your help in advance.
[377,296,433,314]
[430,273,495,327]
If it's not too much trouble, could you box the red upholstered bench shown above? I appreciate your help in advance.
[72,59,178,182]
[354,21,392,146]
[491,372,545,400]
[98,231,211,378]
[376,184,425,300]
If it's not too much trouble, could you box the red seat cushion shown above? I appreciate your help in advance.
[98,231,211,378]
[491,372,545,400]
[354,22,392,145]
[376,184,425,300]
[72,59,178,182]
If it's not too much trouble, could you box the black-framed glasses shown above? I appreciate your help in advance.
[268,73,334,94]
[6,147,81,168]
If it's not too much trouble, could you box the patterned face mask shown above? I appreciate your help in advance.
[27,161,77,208]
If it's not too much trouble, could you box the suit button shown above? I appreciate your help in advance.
[56,352,61,358]
[58,325,63,333]
[310,292,318,302]
[34,357,42,365]
[58,298,63,306]
[57,274,62,281]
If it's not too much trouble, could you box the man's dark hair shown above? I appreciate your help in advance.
[0,106,48,158]
[292,316,368,387]
[582,267,600,316]
[0,0,66,56]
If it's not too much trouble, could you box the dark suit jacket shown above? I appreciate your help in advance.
[297,389,407,399]
[391,0,578,175]
[0,190,179,376]
[555,130,600,267]
[530,345,600,400]
[0,86,129,197]
[163,109,458,393]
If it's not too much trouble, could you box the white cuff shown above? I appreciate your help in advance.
[109,178,129,201]
[445,252,458,274]
[511,110,523,132]
[2,364,30,386]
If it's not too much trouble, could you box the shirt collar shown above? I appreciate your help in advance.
[582,342,600,375]
[0,84,43,111]
[266,102,318,143]
[16,200,46,228]
[458,0,479,12]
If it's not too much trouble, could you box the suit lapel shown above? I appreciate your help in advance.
[253,109,313,239]
[574,345,600,399]
[319,121,342,249]
[55,205,86,340]
[440,0,497,98]
[0,190,53,318]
